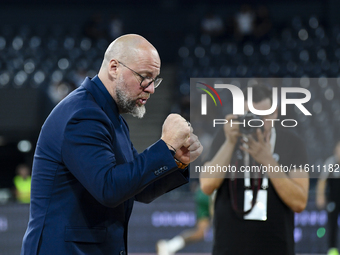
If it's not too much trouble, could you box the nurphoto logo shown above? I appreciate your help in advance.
[198,83,312,128]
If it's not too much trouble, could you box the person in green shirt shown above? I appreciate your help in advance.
[13,164,31,204]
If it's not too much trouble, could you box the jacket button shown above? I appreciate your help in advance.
[120,251,126,255]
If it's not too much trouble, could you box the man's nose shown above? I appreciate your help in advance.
[143,83,155,94]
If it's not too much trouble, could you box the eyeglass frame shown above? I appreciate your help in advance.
[117,60,163,89]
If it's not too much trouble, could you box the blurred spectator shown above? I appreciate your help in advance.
[201,11,225,38]
[316,140,340,255]
[13,164,31,204]
[84,12,107,40]
[108,15,124,40]
[200,84,309,255]
[253,5,272,40]
[234,4,255,41]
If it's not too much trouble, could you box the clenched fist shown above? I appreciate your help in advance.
[161,114,203,165]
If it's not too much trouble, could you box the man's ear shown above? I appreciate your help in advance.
[108,59,119,80]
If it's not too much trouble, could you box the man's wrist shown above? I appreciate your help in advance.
[161,139,177,154]
[169,149,176,157]
[174,158,188,169]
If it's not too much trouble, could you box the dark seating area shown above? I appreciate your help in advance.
[0,24,105,90]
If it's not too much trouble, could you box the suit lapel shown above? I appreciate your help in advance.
[81,76,134,163]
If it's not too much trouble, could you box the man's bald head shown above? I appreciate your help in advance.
[100,34,160,71]
[97,34,161,117]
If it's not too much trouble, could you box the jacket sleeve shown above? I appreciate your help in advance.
[134,168,189,203]
[128,131,189,203]
[61,108,185,208]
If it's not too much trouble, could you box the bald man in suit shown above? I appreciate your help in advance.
[21,34,203,255]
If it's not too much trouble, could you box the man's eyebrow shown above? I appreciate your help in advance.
[140,70,159,78]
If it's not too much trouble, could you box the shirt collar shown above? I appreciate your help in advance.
[81,75,121,124]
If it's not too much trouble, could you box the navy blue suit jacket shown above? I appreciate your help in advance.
[21,76,189,255]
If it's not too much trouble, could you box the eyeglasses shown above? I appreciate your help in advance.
[118,61,163,89]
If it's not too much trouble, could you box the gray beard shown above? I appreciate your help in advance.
[115,77,146,119]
